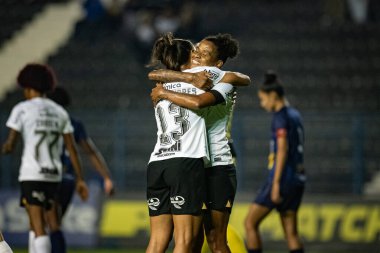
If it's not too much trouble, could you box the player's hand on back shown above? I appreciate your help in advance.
[151,83,165,105]
[76,179,89,201]
[192,71,212,90]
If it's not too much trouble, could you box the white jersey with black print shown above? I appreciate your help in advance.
[149,66,226,163]
[6,97,73,182]
[184,66,235,167]
[203,81,235,167]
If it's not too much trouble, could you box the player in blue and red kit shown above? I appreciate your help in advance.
[244,71,306,253]
[47,86,114,253]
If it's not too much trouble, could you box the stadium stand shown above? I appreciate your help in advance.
[0,0,379,195]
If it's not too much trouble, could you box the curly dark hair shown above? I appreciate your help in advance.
[17,63,56,93]
[203,33,239,63]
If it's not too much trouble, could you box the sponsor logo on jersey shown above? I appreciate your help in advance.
[38,108,58,118]
[39,167,59,176]
[147,198,160,211]
[204,69,220,81]
[213,157,222,162]
[164,83,182,90]
[170,196,185,209]
[155,140,181,156]
[32,191,45,202]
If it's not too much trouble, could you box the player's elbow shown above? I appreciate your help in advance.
[193,99,210,109]
[240,76,252,86]
[148,71,158,81]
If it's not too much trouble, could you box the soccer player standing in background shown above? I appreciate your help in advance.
[244,71,306,253]
[0,231,13,253]
[47,86,114,253]
[2,63,89,253]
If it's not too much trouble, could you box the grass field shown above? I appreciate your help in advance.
[12,249,359,253]
[13,249,145,253]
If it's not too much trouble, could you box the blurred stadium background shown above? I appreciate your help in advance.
[0,0,379,252]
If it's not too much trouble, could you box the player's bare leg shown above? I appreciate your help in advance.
[244,204,271,251]
[46,201,66,253]
[191,215,204,253]
[146,214,173,253]
[203,210,230,253]
[27,205,51,253]
[172,214,202,253]
[280,211,304,251]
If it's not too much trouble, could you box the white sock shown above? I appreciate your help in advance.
[34,235,51,253]
[29,231,35,253]
[0,241,13,253]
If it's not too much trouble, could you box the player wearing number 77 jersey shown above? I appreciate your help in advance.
[2,63,88,253]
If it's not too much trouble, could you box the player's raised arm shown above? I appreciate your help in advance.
[63,133,89,201]
[222,71,251,86]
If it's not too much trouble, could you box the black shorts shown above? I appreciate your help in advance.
[20,181,59,210]
[57,174,76,216]
[147,158,205,216]
[254,177,305,213]
[205,164,237,213]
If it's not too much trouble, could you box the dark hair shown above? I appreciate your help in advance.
[259,70,285,97]
[17,63,56,93]
[204,33,239,63]
[47,86,71,107]
[149,33,194,71]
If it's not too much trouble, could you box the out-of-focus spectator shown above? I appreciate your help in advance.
[83,0,107,22]
[346,0,370,24]
[154,5,181,34]
[122,0,201,62]
[177,0,201,40]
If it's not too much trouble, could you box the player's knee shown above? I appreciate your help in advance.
[244,217,258,232]
[148,239,169,253]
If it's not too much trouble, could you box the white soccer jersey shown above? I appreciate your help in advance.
[6,97,73,182]
[182,66,235,166]
[149,66,225,163]
[204,82,235,167]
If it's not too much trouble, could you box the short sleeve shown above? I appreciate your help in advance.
[273,113,287,137]
[61,111,74,134]
[210,82,234,102]
[203,66,226,84]
[6,104,24,132]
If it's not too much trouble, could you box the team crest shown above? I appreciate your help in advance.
[147,198,160,210]
[170,196,185,209]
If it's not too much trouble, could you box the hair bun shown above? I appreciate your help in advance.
[264,70,278,84]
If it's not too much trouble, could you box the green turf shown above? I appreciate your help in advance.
[13,249,146,253]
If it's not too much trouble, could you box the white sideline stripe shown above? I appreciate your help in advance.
[0,1,83,100]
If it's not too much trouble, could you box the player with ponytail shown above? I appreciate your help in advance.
[244,71,306,253]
